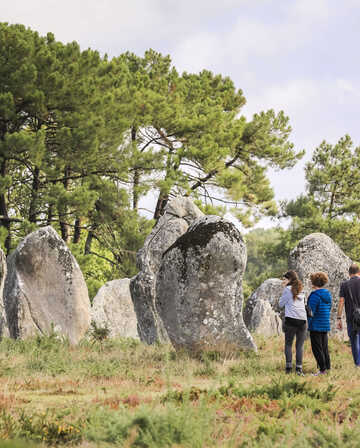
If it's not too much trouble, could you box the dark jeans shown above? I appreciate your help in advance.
[347,320,360,366]
[310,331,330,372]
[284,321,307,368]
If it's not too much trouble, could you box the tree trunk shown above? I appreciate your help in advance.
[0,159,11,254]
[153,192,169,221]
[131,126,140,210]
[46,204,54,226]
[29,166,40,223]
[73,218,82,244]
[133,170,140,210]
[84,230,93,255]
[58,166,71,243]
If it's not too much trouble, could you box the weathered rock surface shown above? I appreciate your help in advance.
[243,278,284,336]
[130,197,203,344]
[156,215,257,353]
[4,226,90,344]
[91,278,139,339]
[289,233,351,335]
[0,249,9,338]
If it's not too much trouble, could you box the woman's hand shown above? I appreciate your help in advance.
[337,318,343,330]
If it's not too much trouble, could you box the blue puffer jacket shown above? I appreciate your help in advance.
[307,288,332,332]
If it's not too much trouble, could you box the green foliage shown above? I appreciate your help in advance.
[85,404,216,447]
[0,21,304,274]
[193,358,217,377]
[243,228,288,299]
[0,21,308,299]
[88,320,110,344]
[0,410,83,445]
[218,378,337,401]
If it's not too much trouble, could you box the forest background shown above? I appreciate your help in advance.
[1,22,360,300]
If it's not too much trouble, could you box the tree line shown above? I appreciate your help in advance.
[244,135,360,296]
[1,22,358,298]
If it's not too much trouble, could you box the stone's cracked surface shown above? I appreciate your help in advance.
[4,226,90,344]
[130,197,203,344]
[243,278,284,336]
[156,215,257,353]
[0,249,9,338]
[289,233,351,335]
[91,278,139,339]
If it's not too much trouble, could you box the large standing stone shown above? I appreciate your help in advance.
[289,233,351,335]
[91,278,139,339]
[130,197,203,344]
[4,226,90,344]
[156,215,257,353]
[243,278,284,336]
[0,249,9,338]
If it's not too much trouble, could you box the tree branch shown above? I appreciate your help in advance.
[190,147,243,190]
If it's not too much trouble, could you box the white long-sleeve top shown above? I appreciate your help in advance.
[279,286,307,320]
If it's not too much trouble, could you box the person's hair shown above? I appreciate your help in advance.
[283,270,303,300]
[310,272,328,287]
[349,264,360,275]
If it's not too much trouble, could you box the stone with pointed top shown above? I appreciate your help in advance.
[4,226,90,344]
[130,197,203,344]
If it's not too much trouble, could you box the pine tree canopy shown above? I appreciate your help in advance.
[0,23,305,294]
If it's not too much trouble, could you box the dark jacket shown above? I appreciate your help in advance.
[307,288,332,332]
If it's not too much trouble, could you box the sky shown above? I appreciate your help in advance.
[2,0,360,226]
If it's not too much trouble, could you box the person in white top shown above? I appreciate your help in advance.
[279,270,307,375]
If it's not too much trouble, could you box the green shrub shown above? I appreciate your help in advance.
[0,410,83,445]
[85,403,216,447]
[194,358,217,377]
[218,378,337,402]
[80,356,122,378]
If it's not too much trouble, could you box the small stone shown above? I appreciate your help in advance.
[91,278,139,339]
[243,278,284,336]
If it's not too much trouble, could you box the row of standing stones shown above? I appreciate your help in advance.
[0,197,351,353]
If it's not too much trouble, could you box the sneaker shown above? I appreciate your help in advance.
[312,371,326,376]
[285,367,292,374]
[296,368,304,376]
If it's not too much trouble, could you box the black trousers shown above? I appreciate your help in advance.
[310,331,330,372]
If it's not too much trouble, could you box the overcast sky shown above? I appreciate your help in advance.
[2,0,360,224]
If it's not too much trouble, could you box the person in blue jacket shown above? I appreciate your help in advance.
[307,272,332,375]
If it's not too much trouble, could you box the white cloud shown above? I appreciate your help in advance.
[289,0,331,22]
[336,79,360,103]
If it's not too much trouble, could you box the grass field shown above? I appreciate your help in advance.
[0,331,360,447]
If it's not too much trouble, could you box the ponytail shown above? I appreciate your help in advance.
[284,270,303,300]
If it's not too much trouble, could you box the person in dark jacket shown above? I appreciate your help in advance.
[307,272,332,375]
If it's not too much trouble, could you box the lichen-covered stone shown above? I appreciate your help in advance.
[243,278,284,336]
[4,226,90,344]
[289,233,351,335]
[156,215,257,353]
[91,278,139,339]
[0,249,9,338]
[130,197,203,344]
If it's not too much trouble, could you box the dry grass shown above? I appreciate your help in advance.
[0,334,360,446]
